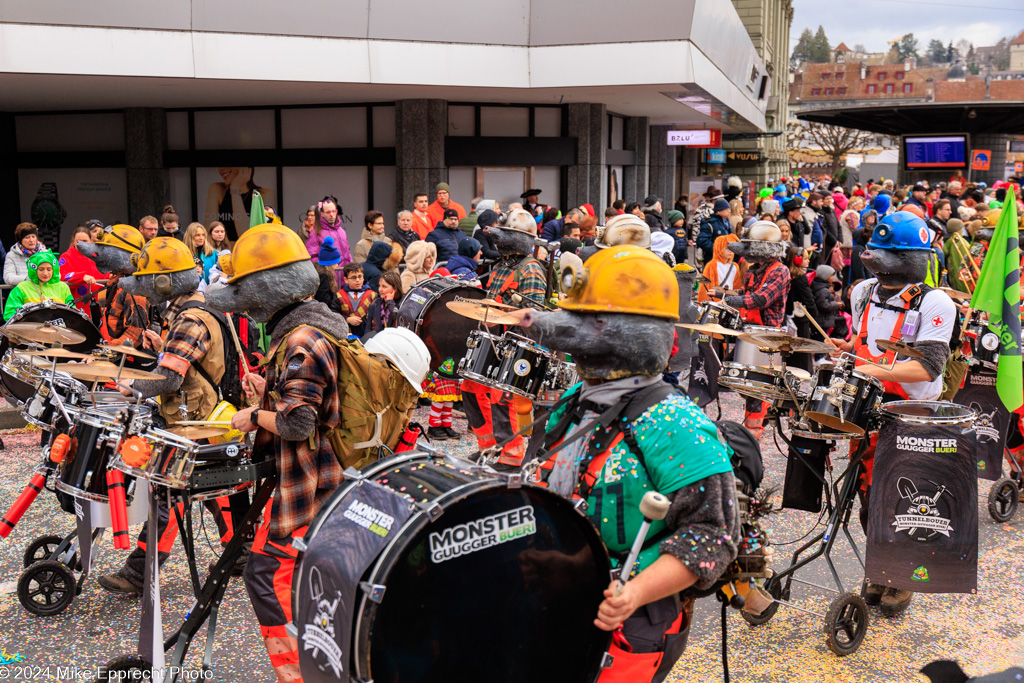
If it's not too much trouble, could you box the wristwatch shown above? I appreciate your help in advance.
[250,409,261,426]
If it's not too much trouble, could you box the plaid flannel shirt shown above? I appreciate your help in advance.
[156,294,212,378]
[487,255,547,306]
[105,282,152,346]
[257,325,343,537]
[736,260,790,328]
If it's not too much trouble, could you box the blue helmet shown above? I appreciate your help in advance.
[866,212,933,251]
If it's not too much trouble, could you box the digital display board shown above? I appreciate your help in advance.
[903,135,968,170]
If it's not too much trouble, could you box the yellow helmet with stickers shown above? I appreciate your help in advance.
[559,245,679,320]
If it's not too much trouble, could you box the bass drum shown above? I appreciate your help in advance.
[0,302,101,402]
[293,453,611,683]
[396,277,486,376]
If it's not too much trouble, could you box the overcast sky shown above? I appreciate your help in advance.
[791,0,1024,54]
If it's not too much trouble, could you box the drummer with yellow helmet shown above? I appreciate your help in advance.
[77,223,154,348]
[97,236,241,596]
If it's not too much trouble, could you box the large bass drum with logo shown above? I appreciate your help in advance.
[292,452,611,683]
[395,277,486,376]
[0,302,101,402]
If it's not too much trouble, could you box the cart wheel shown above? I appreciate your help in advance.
[99,656,154,681]
[741,579,786,627]
[824,593,869,656]
[23,534,79,570]
[988,478,1019,523]
[17,560,76,616]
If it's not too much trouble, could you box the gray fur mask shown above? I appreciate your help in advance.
[728,240,786,263]
[205,261,319,323]
[119,270,201,304]
[859,248,930,288]
[489,227,535,257]
[77,241,136,276]
[520,309,674,380]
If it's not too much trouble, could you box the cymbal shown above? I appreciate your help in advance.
[676,322,745,337]
[2,322,87,346]
[19,348,93,361]
[694,274,711,284]
[54,361,164,382]
[737,332,834,354]
[940,287,972,302]
[95,343,158,360]
[478,299,517,310]
[445,301,522,324]
[876,339,924,359]
[166,425,229,441]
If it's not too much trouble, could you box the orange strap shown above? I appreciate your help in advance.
[853,285,920,398]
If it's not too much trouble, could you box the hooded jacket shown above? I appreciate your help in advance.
[362,241,394,291]
[425,221,469,263]
[305,215,353,278]
[352,227,392,264]
[4,241,48,286]
[400,241,437,292]
[59,244,108,313]
[5,250,74,319]
[698,234,744,302]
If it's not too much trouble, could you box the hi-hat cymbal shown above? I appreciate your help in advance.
[445,301,522,324]
[54,361,164,382]
[940,287,972,302]
[875,339,924,359]
[95,343,158,360]
[166,425,229,441]
[694,274,711,284]
[19,348,93,361]
[676,322,745,337]
[737,332,834,354]
[2,322,87,346]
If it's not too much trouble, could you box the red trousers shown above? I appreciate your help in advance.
[461,379,532,466]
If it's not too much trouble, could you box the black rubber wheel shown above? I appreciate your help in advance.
[824,593,869,656]
[99,656,155,681]
[988,478,1019,523]
[741,578,786,626]
[17,560,76,616]
[23,535,79,570]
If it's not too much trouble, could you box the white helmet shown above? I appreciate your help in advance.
[364,328,430,391]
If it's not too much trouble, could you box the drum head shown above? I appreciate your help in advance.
[805,411,866,435]
[396,278,486,376]
[364,486,610,683]
[879,400,975,423]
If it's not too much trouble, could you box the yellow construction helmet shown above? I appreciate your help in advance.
[218,224,310,283]
[559,245,679,320]
[130,237,197,275]
[95,224,145,254]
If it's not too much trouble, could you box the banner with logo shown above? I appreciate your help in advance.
[957,371,1011,481]
[866,420,978,594]
[294,481,412,683]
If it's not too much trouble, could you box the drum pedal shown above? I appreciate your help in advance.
[360,582,386,603]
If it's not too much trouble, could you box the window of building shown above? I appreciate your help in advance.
[822,73,831,80]
[838,87,847,95]
[825,88,833,96]
[903,83,913,93]
[896,72,905,80]
[836,72,845,80]
[811,88,821,96]
[884,84,894,94]
[877,72,887,80]
[866,84,877,94]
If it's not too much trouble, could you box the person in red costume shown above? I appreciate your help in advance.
[58,225,107,319]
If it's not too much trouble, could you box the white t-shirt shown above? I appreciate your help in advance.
[849,278,955,401]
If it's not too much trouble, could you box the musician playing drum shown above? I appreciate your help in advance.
[828,212,955,617]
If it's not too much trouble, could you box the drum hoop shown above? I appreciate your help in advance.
[877,400,976,425]
[501,332,550,355]
[721,362,785,378]
[790,428,859,441]
[846,368,885,391]
[54,480,110,503]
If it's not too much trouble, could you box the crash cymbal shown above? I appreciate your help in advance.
[95,343,158,360]
[676,322,745,338]
[19,348,93,361]
[2,322,87,346]
[939,287,972,302]
[478,299,518,310]
[54,361,164,382]
[737,332,834,354]
[694,274,711,284]
[166,425,229,441]
[445,301,523,325]
[875,339,924,359]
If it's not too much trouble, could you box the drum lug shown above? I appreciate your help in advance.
[573,498,588,515]
[343,467,366,481]
[285,622,298,639]
[419,501,444,521]
[499,473,522,489]
[601,652,615,669]
[291,537,307,552]
[360,582,387,603]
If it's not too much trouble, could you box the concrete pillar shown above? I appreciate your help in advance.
[395,99,448,214]
[124,108,169,225]
[0,114,19,246]
[566,103,607,209]
[649,125,678,212]
[623,116,650,202]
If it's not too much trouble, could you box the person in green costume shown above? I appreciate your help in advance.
[4,250,73,319]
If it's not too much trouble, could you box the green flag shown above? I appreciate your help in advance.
[970,185,1022,411]
[249,190,267,230]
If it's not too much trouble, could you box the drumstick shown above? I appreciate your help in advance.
[225,313,259,406]
[795,302,838,350]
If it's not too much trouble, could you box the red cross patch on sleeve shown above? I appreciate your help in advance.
[931,316,944,327]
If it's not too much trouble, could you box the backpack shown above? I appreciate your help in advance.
[179,300,246,408]
[268,326,420,470]
[713,420,764,496]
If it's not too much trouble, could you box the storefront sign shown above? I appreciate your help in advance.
[667,129,721,147]
[706,149,726,164]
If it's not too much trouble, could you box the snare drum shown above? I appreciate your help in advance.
[697,301,742,331]
[396,278,487,376]
[458,330,505,386]
[22,373,84,430]
[55,411,125,506]
[111,427,200,489]
[494,333,552,399]
[805,362,884,435]
[293,453,611,683]
[718,363,788,401]
[877,400,976,427]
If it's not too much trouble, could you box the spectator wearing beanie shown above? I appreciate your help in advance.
[472,209,501,261]
[426,182,466,227]
[696,198,732,262]
[313,236,346,316]
[811,265,840,338]
[447,237,482,277]
[665,209,688,263]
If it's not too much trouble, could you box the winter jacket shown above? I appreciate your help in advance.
[817,207,840,258]
[193,248,219,284]
[305,217,353,283]
[426,200,466,229]
[352,228,392,264]
[4,251,74,319]
[338,282,376,338]
[541,217,565,243]
[446,254,480,278]
[811,277,839,330]
[364,296,398,338]
[4,242,48,286]
[362,241,394,292]
[696,215,731,261]
[473,227,501,261]
[388,228,419,257]
[425,223,468,263]
[58,245,107,313]
[644,210,666,233]
[314,273,345,317]
[401,242,436,292]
